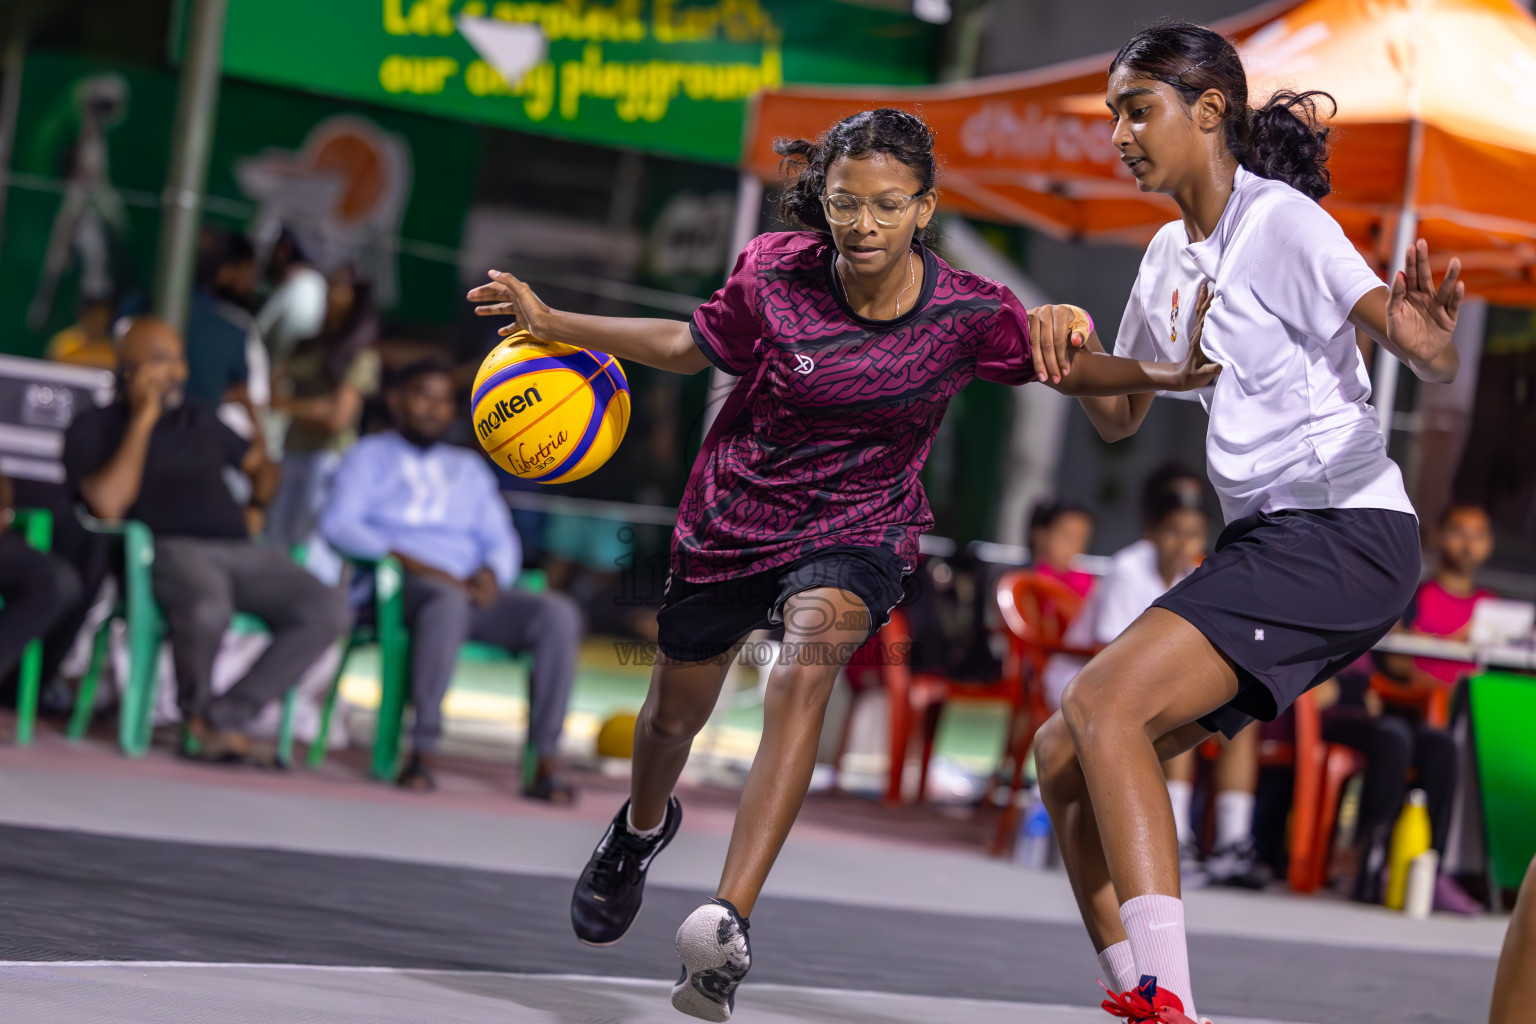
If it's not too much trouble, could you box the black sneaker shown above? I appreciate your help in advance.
[571,797,681,946]
[671,898,751,1022]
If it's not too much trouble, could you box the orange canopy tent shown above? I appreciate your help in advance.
[744,0,1536,428]
[745,0,1536,307]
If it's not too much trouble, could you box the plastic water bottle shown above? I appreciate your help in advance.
[1386,789,1432,910]
[1016,793,1054,870]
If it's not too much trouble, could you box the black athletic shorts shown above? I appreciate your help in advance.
[1153,507,1421,738]
[656,545,910,664]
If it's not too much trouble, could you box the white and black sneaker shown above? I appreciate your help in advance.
[1178,838,1209,890]
[1205,838,1272,890]
[570,797,682,946]
[671,898,751,1022]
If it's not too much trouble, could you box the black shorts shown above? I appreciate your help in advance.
[1153,507,1421,738]
[656,545,909,664]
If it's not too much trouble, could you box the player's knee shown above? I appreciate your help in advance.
[1035,713,1083,803]
[764,662,837,714]
[640,700,711,745]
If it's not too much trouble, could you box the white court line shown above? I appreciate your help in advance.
[0,961,1314,1024]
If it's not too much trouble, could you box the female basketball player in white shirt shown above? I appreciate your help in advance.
[1026,23,1463,1024]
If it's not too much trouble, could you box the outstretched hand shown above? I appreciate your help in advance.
[1387,239,1463,372]
[467,269,553,338]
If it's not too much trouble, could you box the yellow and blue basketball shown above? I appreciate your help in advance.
[471,330,630,484]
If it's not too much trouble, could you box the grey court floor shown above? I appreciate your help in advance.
[0,742,1508,1024]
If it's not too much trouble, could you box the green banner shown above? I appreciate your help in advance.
[0,51,480,355]
[217,0,937,165]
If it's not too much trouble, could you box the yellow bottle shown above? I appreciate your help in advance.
[1386,789,1433,911]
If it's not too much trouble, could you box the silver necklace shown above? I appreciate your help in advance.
[837,250,916,318]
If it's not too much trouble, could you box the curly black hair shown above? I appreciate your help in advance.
[772,108,937,235]
[1110,22,1336,201]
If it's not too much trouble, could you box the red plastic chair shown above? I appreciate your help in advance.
[1369,670,1451,728]
[1265,688,1367,893]
[842,608,956,804]
[989,570,1089,855]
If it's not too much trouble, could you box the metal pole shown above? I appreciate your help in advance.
[0,24,28,261]
[700,169,763,437]
[1373,117,1425,440]
[152,0,228,333]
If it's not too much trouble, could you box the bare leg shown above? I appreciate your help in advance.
[1038,713,1214,951]
[628,645,742,831]
[1214,721,1258,792]
[1060,608,1239,900]
[716,587,871,917]
[1491,857,1536,1024]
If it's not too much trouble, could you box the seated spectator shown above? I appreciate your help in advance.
[1318,503,1494,912]
[1382,502,1496,691]
[47,298,117,371]
[1042,466,1205,710]
[1027,500,1095,598]
[185,227,257,415]
[0,469,82,696]
[267,265,380,549]
[1043,465,1264,886]
[63,317,348,760]
[321,358,582,801]
[1315,670,1467,908]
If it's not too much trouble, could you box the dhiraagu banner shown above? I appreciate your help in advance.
[213,0,938,165]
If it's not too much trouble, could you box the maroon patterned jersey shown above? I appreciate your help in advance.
[675,231,1034,582]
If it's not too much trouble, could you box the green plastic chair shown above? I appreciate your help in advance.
[1467,671,1536,892]
[72,513,301,761]
[8,507,55,745]
[311,558,545,784]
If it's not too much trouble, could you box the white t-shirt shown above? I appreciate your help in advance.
[1041,540,1189,710]
[1114,166,1414,524]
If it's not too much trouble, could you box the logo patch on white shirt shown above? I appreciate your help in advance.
[793,353,815,375]
[1254,628,1265,642]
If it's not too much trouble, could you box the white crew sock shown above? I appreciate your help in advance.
[1166,780,1195,846]
[1120,894,1196,1019]
[1096,939,1140,994]
[626,803,665,840]
[1214,789,1255,850]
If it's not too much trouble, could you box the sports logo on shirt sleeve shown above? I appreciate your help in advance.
[793,353,816,375]
[1170,288,1180,346]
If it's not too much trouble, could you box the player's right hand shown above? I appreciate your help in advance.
[1027,304,1094,385]
[467,269,553,338]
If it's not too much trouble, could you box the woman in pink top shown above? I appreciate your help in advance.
[469,108,1217,1020]
[1391,503,1497,686]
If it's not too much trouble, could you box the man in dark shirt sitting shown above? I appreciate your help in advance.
[64,317,348,758]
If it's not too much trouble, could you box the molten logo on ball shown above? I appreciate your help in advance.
[470,331,630,485]
[475,386,544,440]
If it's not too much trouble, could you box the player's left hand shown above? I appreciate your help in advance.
[1388,239,1463,366]
[1027,304,1095,384]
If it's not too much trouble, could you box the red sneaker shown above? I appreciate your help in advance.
[1101,976,1196,1023]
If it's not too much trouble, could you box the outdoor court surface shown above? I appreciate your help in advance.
[0,735,1507,1024]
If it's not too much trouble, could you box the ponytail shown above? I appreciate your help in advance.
[1237,90,1335,201]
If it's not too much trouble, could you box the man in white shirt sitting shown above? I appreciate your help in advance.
[1042,465,1265,888]
[321,358,582,800]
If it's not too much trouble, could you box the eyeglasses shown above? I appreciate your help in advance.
[821,189,927,228]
